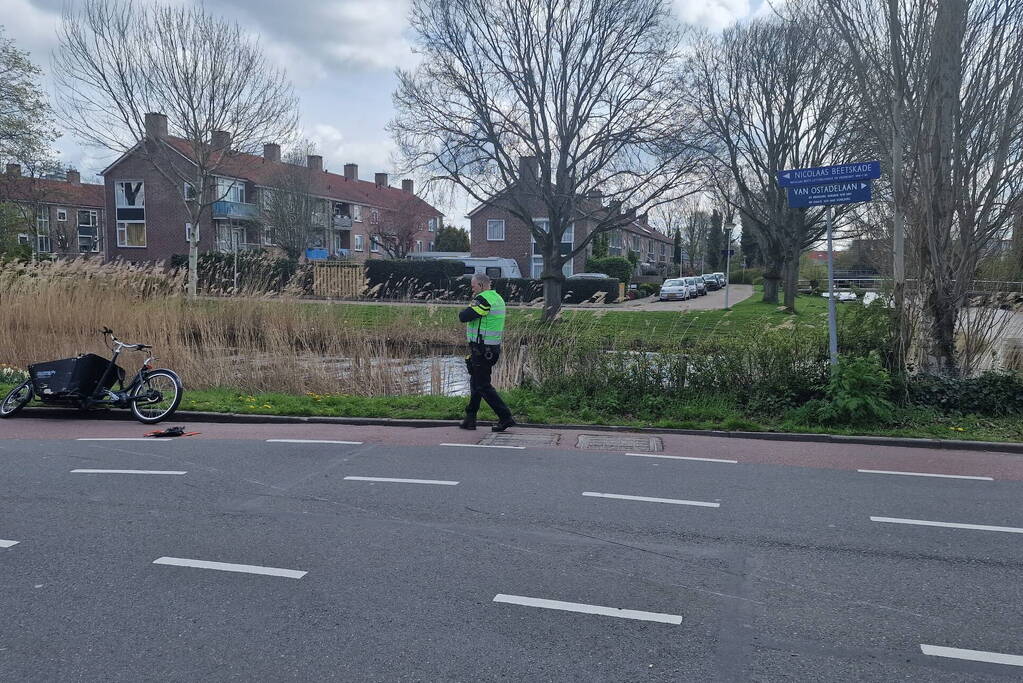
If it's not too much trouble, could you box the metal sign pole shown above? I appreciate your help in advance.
[826,205,838,367]
[723,236,732,311]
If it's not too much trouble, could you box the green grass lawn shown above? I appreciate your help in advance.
[5,381,1021,445]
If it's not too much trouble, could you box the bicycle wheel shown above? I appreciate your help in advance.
[129,370,182,424]
[0,380,33,418]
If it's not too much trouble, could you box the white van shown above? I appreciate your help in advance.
[411,253,522,279]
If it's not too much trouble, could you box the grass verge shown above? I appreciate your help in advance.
[5,382,1021,445]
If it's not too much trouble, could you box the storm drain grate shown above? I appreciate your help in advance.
[479,432,561,448]
[576,434,663,452]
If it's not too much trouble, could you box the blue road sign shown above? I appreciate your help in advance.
[721,249,735,257]
[787,181,872,208]
[777,161,880,188]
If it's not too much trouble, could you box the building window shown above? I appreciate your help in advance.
[416,240,423,252]
[352,205,362,222]
[185,223,199,243]
[57,209,67,222]
[370,209,379,225]
[486,219,505,241]
[563,223,574,246]
[354,234,364,251]
[370,236,380,252]
[37,234,51,253]
[429,241,435,251]
[215,177,245,204]
[184,182,197,201]
[428,217,438,232]
[116,221,147,248]
[115,180,145,221]
[78,210,99,253]
[18,233,31,246]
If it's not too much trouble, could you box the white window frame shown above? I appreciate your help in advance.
[184,182,198,201]
[370,236,380,253]
[37,234,51,253]
[77,210,100,253]
[354,234,365,251]
[416,240,423,252]
[36,208,50,234]
[185,223,199,243]
[57,208,67,222]
[370,209,379,225]
[116,221,147,248]
[486,219,505,241]
[215,177,245,204]
[352,205,363,222]
[428,217,438,232]
[531,218,573,278]
[115,180,145,210]
[17,233,31,246]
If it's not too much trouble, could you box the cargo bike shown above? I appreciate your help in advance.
[0,328,182,424]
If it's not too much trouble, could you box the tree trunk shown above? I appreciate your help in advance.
[540,243,565,323]
[188,235,198,297]
[762,262,781,304]
[782,251,799,313]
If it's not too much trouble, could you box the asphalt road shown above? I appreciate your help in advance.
[1,421,1021,681]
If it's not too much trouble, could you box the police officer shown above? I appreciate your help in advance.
[458,273,516,432]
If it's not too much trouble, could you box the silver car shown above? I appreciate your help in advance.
[658,278,691,301]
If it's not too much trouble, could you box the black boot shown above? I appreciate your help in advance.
[460,414,477,430]
[491,417,516,432]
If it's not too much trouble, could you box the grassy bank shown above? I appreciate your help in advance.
[4,381,1021,443]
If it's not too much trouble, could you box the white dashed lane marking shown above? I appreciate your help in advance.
[153,557,307,579]
[266,439,363,445]
[440,443,525,450]
[625,452,738,464]
[871,516,1023,534]
[344,476,459,486]
[582,492,720,508]
[858,469,992,481]
[71,469,186,475]
[493,594,683,625]
[920,644,1023,667]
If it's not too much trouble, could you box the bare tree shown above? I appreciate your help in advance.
[53,0,299,296]
[689,4,858,311]
[371,195,433,259]
[826,0,1023,374]
[261,142,320,261]
[652,196,707,272]
[390,0,704,321]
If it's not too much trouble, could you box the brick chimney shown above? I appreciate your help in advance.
[402,179,414,194]
[66,169,81,185]
[344,163,358,181]
[263,143,281,163]
[211,130,232,151]
[5,163,21,177]
[375,172,388,188]
[144,112,168,139]
[519,156,539,186]
[307,155,323,172]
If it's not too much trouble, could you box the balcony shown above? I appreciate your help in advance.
[212,200,259,220]
[332,215,353,230]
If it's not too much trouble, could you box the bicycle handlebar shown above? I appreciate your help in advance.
[100,327,151,351]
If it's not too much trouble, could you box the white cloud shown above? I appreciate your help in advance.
[303,123,396,177]
[673,0,753,30]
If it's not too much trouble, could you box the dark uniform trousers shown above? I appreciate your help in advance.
[465,342,512,420]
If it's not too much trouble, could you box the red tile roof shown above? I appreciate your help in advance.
[162,137,441,216]
[0,175,104,208]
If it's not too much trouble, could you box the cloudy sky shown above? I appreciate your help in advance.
[5,0,768,226]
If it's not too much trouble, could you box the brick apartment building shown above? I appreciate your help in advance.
[1,164,105,258]
[467,157,674,278]
[100,113,442,264]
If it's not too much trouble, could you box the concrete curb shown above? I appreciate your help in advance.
[17,406,1023,455]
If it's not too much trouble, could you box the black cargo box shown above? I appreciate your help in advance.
[29,354,123,398]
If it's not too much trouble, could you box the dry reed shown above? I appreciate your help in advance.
[0,259,528,396]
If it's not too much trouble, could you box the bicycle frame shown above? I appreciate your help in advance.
[82,336,159,409]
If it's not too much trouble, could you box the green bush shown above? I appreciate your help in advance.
[169,251,298,293]
[908,371,1023,415]
[364,259,465,299]
[727,267,763,285]
[791,353,895,425]
[837,297,894,362]
[585,256,633,283]
[637,283,660,297]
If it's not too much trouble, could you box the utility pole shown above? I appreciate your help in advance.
[723,223,734,310]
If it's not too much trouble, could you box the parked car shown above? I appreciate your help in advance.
[567,272,611,280]
[693,276,707,296]
[701,274,721,291]
[712,272,726,287]
[658,278,691,301]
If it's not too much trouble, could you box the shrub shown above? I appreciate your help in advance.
[798,353,895,425]
[637,283,660,297]
[364,259,465,299]
[908,371,1023,415]
[585,256,633,283]
[837,297,895,362]
[727,267,763,285]
[170,251,298,294]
